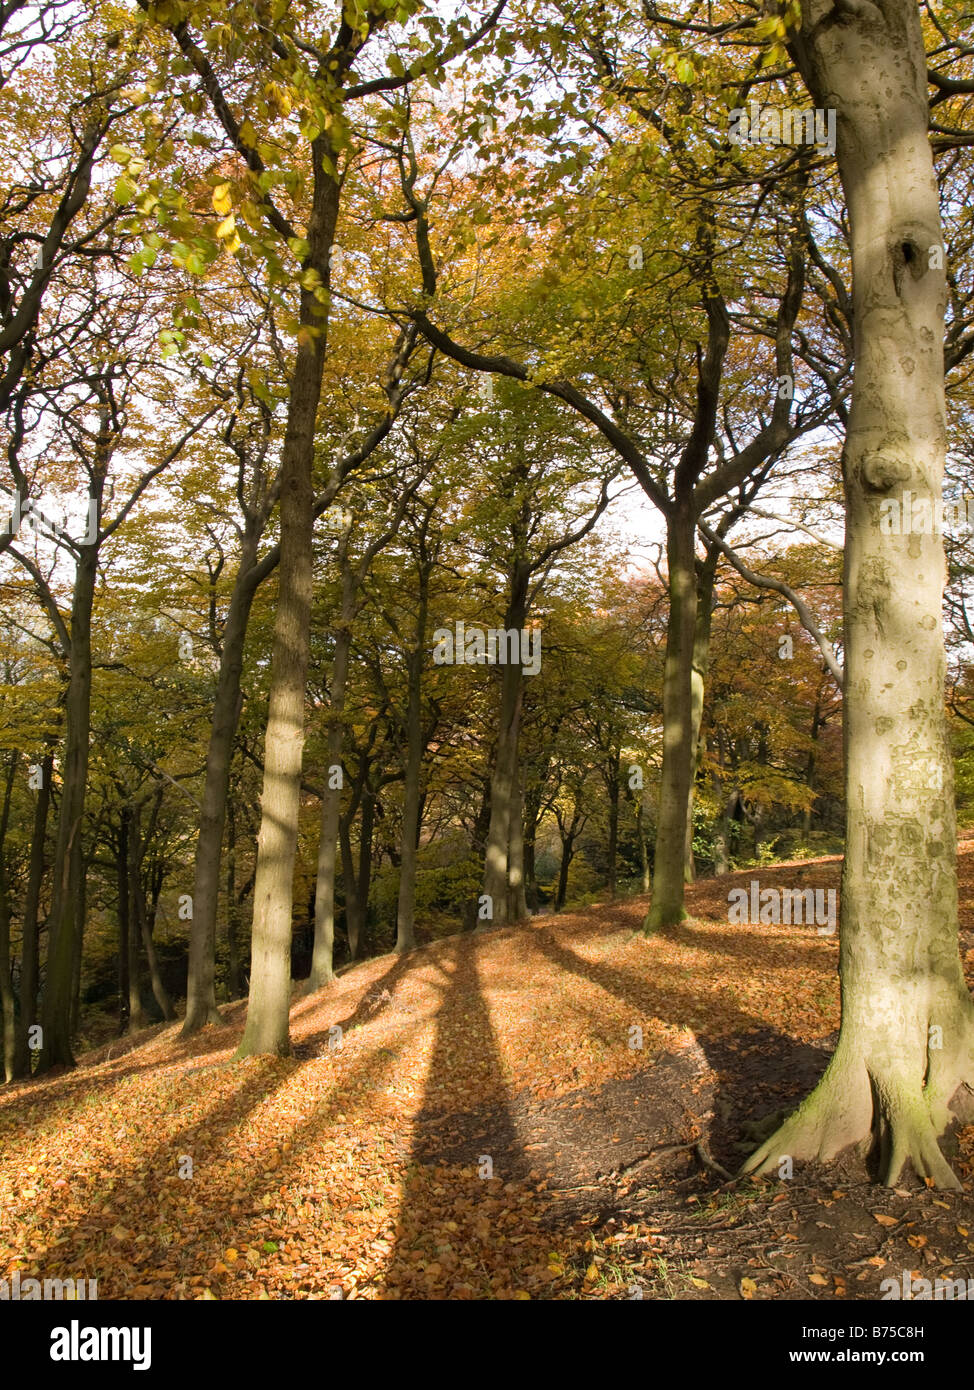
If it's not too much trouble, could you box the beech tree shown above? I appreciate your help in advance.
[742,0,974,1187]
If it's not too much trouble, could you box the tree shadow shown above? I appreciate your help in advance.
[525,926,836,1171]
[379,934,530,1298]
[26,1007,423,1297]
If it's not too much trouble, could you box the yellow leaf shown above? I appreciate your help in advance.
[224,1247,238,1262]
[584,1262,599,1282]
[212,183,232,216]
[809,1273,828,1286]
[740,1276,757,1299]
[690,1276,710,1289]
[958,1227,969,1237]
[216,213,236,240]
[513,1290,530,1300]
[239,119,257,148]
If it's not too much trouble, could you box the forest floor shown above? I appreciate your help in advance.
[3,847,974,1300]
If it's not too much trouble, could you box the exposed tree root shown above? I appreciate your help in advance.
[739,1039,972,1190]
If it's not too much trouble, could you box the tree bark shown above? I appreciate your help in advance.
[116,812,130,1034]
[0,754,17,1081]
[636,798,651,893]
[481,564,529,929]
[307,543,354,990]
[130,802,174,1022]
[507,772,529,921]
[605,751,620,899]
[355,782,376,956]
[744,0,974,1187]
[39,533,99,1070]
[225,798,244,999]
[645,511,697,931]
[182,530,259,1033]
[684,546,719,882]
[12,750,51,1076]
[395,565,430,954]
[236,164,339,1056]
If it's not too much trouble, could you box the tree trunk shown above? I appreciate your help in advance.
[183,531,259,1033]
[39,536,98,1070]
[307,551,353,990]
[464,780,492,931]
[712,782,736,877]
[0,865,15,1083]
[605,751,620,899]
[116,813,130,1034]
[555,831,574,911]
[395,583,430,954]
[339,813,359,959]
[685,547,719,883]
[356,783,376,956]
[125,811,146,1034]
[744,0,974,1187]
[636,799,651,893]
[645,511,697,931]
[225,798,244,999]
[12,750,51,1076]
[507,771,528,922]
[481,566,529,930]
[236,165,338,1056]
[523,777,541,911]
[0,754,17,1081]
[70,858,86,1037]
[130,805,174,1022]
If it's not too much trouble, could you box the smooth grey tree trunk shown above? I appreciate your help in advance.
[235,151,339,1056]
[744,0,974,1187]
[645,513,697,930]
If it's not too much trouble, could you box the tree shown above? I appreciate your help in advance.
[743,0,974,1187]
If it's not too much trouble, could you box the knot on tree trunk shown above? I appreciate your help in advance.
[859,449,911,493]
